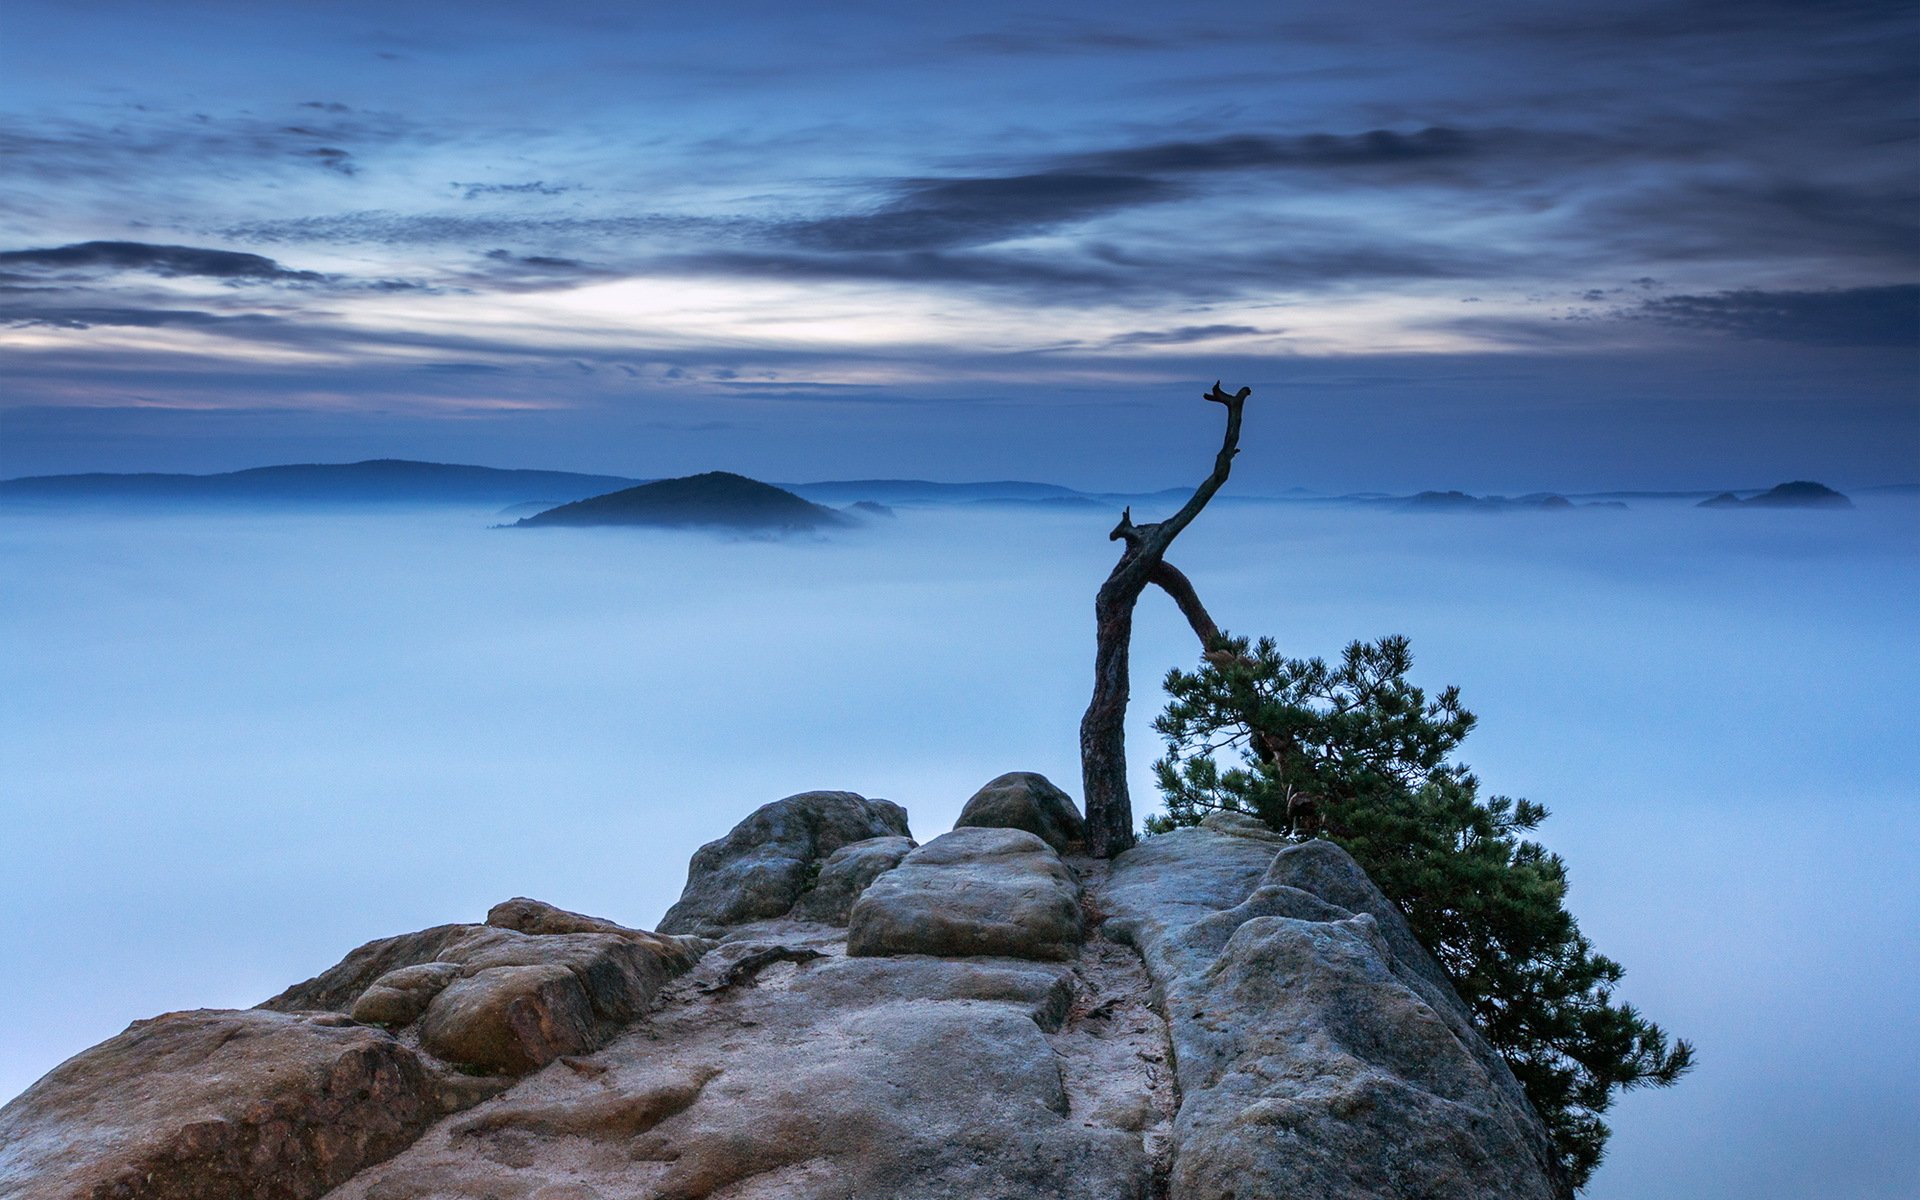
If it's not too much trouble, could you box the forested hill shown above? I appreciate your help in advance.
[515,471,851,531]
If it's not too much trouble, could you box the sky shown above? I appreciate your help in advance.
[1,0,1916,491]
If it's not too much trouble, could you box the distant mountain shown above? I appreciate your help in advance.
[783,479,1086,505]
[0,460,642,507]
[515,472,851,531]
[1392,490,1622,513]
[1697,481,1853,509]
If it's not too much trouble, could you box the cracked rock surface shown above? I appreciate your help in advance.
[0,774,1563,1200]
[1102,813,1569,1200]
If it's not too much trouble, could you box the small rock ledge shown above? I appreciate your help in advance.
[0,775,1566,1200]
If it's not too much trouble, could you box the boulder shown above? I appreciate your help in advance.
[658,790,912,937]
[1104,827,1566,1200]
[417,965,599,1076]
[348,961,462,1027]
[791,835,917,924]
[0,1009,453,1200]
[953,770,1087,852]
[485,897,705,956]
[264,906,701,1076]
[847,827,1084,961]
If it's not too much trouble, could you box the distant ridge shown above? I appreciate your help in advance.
[1387,490,1626,513]
[515,471,850,531]
[1697,481,1853,509]
[783,479,1085,505]
[0,460,642,507]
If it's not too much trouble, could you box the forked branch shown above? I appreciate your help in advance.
[1079,382,1254,857]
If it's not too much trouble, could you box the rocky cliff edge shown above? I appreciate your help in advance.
[0,772,1566,1200]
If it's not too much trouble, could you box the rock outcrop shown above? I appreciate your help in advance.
[848,826,1085,961]
[0,771,1565,1200]
[1103,816,1566,1199]
[953,770,1087,852]
[657,790,911,938]
[789,835,916,924]
[0,1010,457,1200]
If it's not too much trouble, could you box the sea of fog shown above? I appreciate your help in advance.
[2,495,1916,1198]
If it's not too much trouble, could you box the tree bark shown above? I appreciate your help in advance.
[1080,382,1251,857]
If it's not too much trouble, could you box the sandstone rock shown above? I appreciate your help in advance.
[333,947,1149,1200]
[348,961,462,1027]
[953,770,1086,852]
[1104,826,1566,1200]
[847,827,1084,961]
[485,897,694,951]
[1197,808,1287,842]
[0,1009,455,1200]
[265,907,700,1076]
[260,924,475,1014]
[417,965,599,1076]
[658,790,912,937]
[790,834,916,924]
[5,796,1567,1200]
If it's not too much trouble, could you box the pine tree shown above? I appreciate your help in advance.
[1150,633,1694,1189]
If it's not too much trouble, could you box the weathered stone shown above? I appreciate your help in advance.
[5,798,1566,1200]
[953,770,1087,852]
[331,948,1149,1200]
[790,834,916,924]
[1197,808,1287,843]
[349,962,462,1027]
[417,965,599,1076]
[847,827,1084,961]
[260,924,474,1014]
[0,1009,453,1200]
[1104,827,1566,1200]
[264,906,702,1076]
[658,790,912,937]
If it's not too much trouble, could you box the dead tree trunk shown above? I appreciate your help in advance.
[1080,382,1250,857]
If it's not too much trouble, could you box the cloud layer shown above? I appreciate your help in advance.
[0,0,1911,485]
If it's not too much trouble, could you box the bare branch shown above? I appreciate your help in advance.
[1149,560,1221,647]
[1145,382,1250,553]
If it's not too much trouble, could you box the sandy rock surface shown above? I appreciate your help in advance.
[0,780,1566,1200]
[0,1009,463,1200]
[847,826,1085,961]
[1103,823,1568,1200]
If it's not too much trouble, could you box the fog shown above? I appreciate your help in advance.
[3,496,1916,1198]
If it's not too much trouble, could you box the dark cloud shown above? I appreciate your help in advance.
[784,173,1175,252]
[0,305,277,331]
[0,104,410,187]
[668,232,1472,303]
[1587,177,1920,267]
[946,16,1348,57]
[0,241,323,282]
[667,248,1124,293]
[1063,127,1477,175]
[456,181,572,200]
[1503,0,1912,44]
[219,211,727,246]
[1104,324,1270,346]
[301,146,357,175]
[484,249,586,270]
[1621,285,1920,347]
